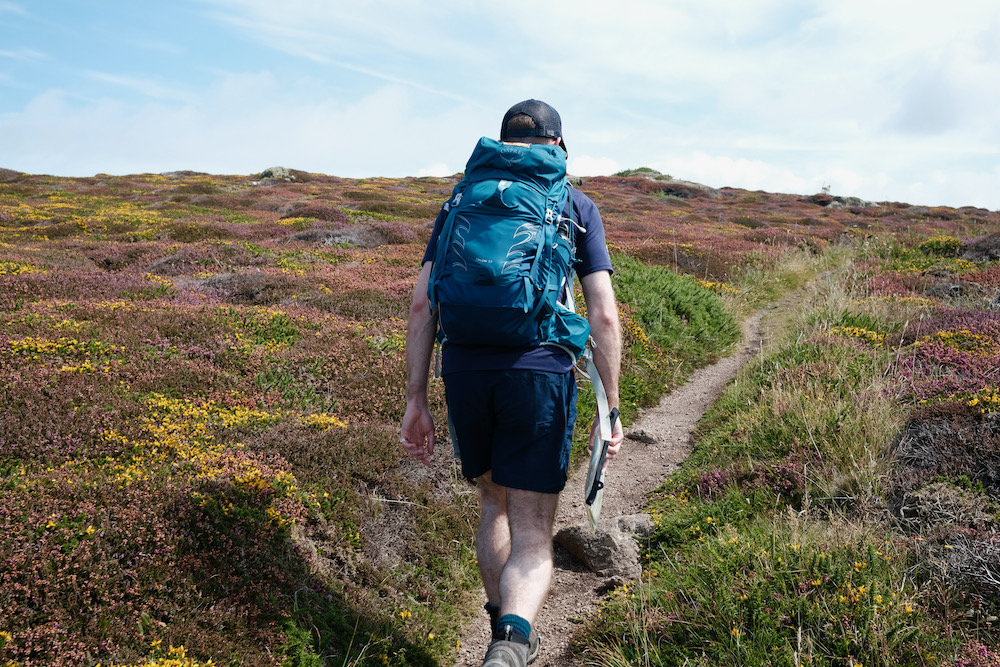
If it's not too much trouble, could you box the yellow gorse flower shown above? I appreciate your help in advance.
[915,329,995,354]
[965,385,1000,413]
[0,261,46,276]
[830,326,884,346]
[109,643,215,667]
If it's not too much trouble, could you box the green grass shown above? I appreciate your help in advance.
[573,252,741,456]
[571,242,1000,666]
[584,510,939,667]
[3,170,999,666]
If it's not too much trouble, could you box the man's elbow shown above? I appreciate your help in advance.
[589,302,620,333]
[408,262,435,320]
[409,293,433,321]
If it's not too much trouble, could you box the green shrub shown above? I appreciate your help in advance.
[918,235,961,257]
[580,511,948,667]
[612,252,740,371]
[574,254,740,456]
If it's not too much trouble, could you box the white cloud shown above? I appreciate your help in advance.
[0,47,46,61]
[196,3,477,107]
[83,71,195,103]
[819,167,869,199]
[648,151,809,194]
[891,165,1000,210]
[417,163,453,178]
[0,77,478,179]
[0,1,27,16]
[197,0,470,65]
[188,0,1000,160]
[569,155,621,177]
[3,1,999,210]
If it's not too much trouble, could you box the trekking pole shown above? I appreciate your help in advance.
[583,350,618,531]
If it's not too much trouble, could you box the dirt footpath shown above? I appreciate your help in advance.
[453,313,766,666]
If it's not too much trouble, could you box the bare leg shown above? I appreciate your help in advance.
[475,473,559,626]
[475,472,510,607]
[498,487,559,624]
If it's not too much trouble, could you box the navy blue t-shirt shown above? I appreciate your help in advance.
[422,186,613,375]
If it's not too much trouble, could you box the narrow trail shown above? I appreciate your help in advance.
[452,312,767,666]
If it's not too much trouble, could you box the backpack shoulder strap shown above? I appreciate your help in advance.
[426,183,466,310]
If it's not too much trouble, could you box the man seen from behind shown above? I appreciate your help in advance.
[401,99,623,667]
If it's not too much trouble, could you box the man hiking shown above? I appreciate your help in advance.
[401,99,623,667]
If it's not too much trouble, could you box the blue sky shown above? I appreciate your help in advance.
[2,0,999,209]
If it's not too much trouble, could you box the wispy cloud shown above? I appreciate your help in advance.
[3,0,999,209]
[197,0,466,60]
[199,4,478,107]
[82,71,194,103]
[0,47,46,61]
[1,75,475,179]
[0,1,28,16]
[127,39,185,57]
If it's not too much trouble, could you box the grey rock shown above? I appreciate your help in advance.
[926,282,964,299]
[259,166,292,181]
[962,234,1000,262]
[659,179,720,199]
[619,168,719,199]
[626,429,656,444]
[554,514,654,580]
[828,196,879,209]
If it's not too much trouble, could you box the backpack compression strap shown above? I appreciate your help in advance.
[514,181,571,335]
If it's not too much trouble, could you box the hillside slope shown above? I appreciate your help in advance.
[1,166,998,666]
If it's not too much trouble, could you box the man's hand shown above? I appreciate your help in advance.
[401,403,435,466]
[588,413,624,475]
[580,270,622,477]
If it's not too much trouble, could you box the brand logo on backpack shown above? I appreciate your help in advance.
[499,144,527,167]
[503,223,536,276]
[427,137,591,359]
[450,216,470,272]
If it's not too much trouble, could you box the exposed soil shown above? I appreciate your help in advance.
[452,312,767,666]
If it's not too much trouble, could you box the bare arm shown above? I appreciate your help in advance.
[400,262,438,465]
[580,270,624,463]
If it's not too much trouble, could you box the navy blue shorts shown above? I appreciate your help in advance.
[444,369,577,494]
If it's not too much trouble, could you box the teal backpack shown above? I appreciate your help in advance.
[427,137,591,359]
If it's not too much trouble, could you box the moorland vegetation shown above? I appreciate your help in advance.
[1,164,999,666]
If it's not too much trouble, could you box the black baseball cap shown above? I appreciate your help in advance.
[500,99,567,154]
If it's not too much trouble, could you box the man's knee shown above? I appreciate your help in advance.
[477,471,507,516]
[505,488,558,540]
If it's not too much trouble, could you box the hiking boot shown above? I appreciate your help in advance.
[525,629,539,664]
[482,639,529,667]
[485,605,539,664]
[489,629,538,664]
